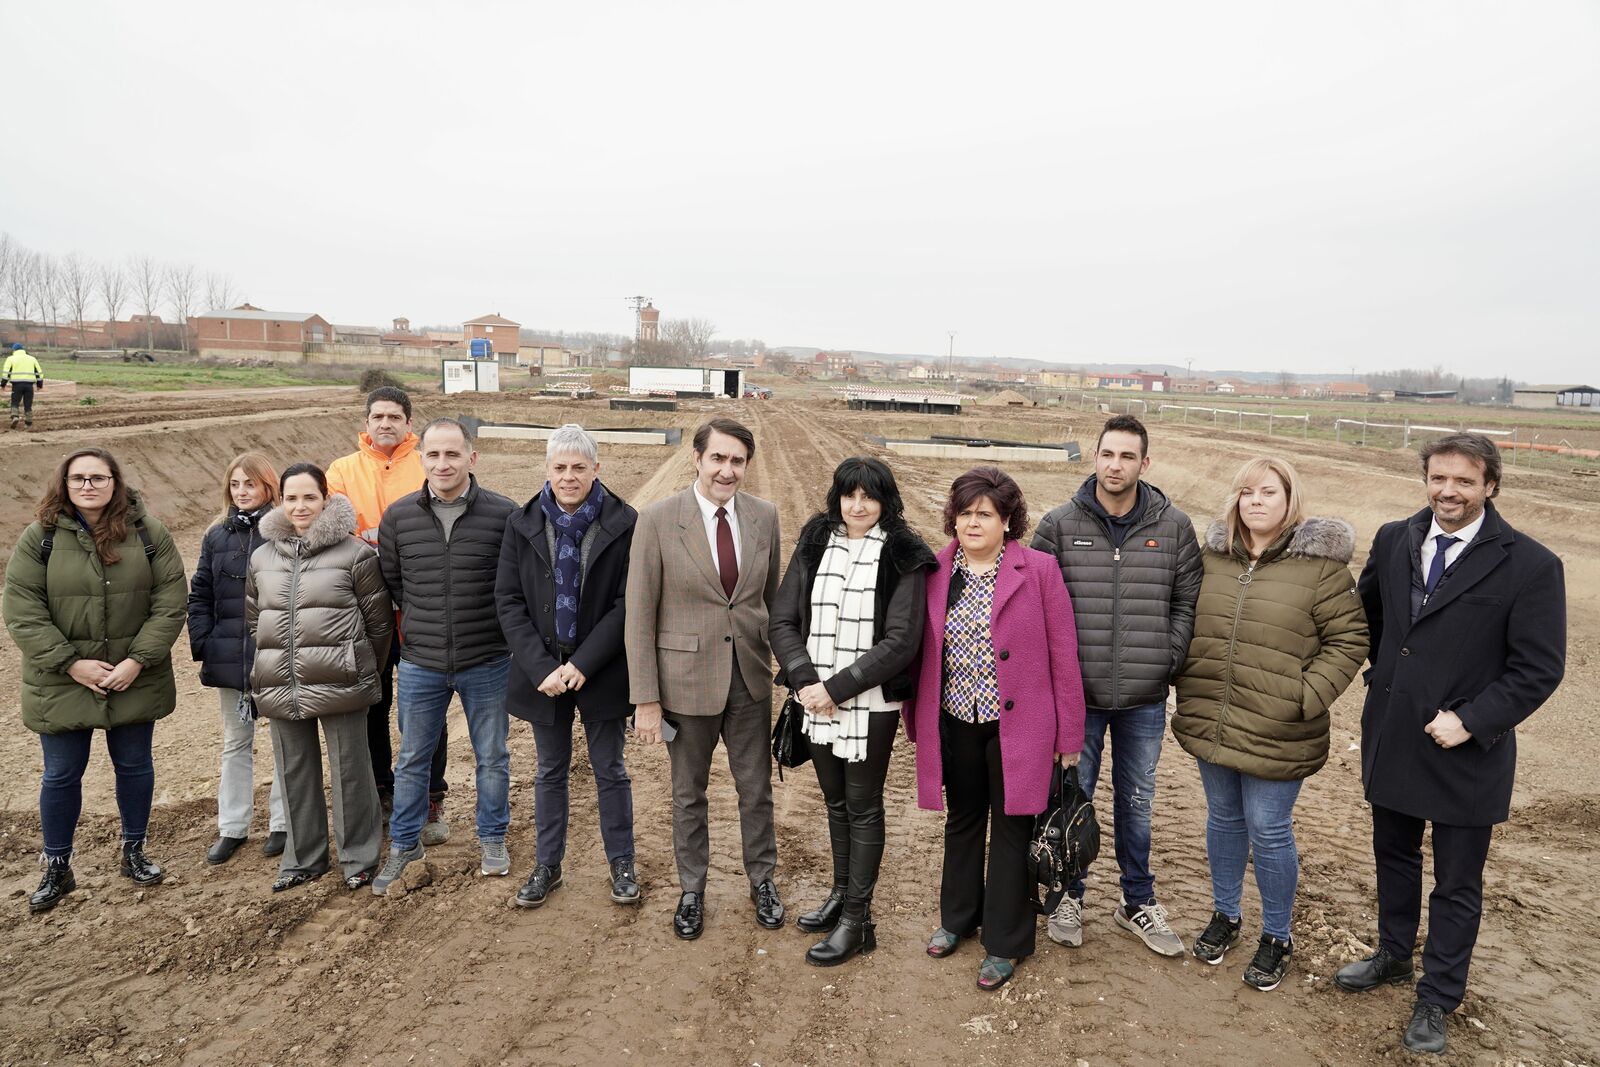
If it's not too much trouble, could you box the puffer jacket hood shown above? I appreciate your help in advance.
[1030,478,1203,710]
[246,494,394,720]
[1173,516,1369,781]
[4,489,187,735]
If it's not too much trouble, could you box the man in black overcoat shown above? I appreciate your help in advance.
[1335,433,1566,1056]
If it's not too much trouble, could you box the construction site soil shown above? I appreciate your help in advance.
[2,388,1595,1067]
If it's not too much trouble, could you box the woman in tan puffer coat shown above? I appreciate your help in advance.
[1174,457,1368,993]
[247,463,392,892]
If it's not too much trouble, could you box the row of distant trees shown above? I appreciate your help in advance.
[0,232,241,352]
[512,319,770,368]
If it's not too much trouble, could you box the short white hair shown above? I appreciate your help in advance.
[545,424,598,464]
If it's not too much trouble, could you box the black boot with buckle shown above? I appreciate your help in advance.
[805,901,876,966]
[120,840,165,886]
[30,856,76,913]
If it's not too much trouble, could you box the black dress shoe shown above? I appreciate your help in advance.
[206,836,247,865]
[795,886,847,933]
[751,879,785,929]
[674,891,705,940]
[514,864,563,909]
[609,858,641,905]
[1403,1000,1448,1054]
[120,841,165,886]
[262,831,287,858]
[805,913,876,966]
[1334,946,1415,992]
[29,861,76,913]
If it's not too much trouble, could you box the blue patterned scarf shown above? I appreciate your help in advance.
[538,479,606,645]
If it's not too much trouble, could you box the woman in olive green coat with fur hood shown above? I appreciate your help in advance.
[3,448,187,913]
[1174,457,1368,993]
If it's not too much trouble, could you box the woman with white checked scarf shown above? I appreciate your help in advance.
[770,457,935,967]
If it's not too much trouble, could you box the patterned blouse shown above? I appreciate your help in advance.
[942,545,1003,724]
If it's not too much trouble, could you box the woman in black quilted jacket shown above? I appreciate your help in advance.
[187,452,287,865]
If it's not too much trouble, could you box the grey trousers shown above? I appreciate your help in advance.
[269,712,382,880]
[666,666,777,893]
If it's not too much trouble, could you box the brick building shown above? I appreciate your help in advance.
[464,313,521,358]
[192,309,331,353]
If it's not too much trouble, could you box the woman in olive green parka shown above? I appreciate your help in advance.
[1174,457,1367,992]
[3,448,186,913]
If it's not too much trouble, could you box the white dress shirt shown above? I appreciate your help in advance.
[692,482,742,572]
[1420,509,1486,582]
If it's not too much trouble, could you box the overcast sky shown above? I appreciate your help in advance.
[4,1,1597,379]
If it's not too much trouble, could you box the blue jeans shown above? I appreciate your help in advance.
[39,722,155,859]
[1196,758,1303,941]
[390,656,511,850]
[1069,701,1166,904]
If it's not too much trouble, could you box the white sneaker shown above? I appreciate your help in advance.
[1113,900,1185,957]
[1047,894,1084,947]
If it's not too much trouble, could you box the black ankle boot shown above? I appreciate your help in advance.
[805,907,876,966]
[796,885,848,933]
[120,840,165,886]
[30,859,76,913]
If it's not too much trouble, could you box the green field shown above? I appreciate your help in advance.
[44,360,438,392]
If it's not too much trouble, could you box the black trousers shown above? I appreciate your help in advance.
[367,642,448,798]
[8,381,35,421]
[1372,803,1494,1012]
[808,711,898,916]
[939,714,1035,959]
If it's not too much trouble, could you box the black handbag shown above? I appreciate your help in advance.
[771,692,811,780]
[1028,762,1101,915]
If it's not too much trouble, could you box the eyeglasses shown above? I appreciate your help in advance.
[67,474,114,489]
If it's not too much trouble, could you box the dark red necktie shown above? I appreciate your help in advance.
[715,506,738,598]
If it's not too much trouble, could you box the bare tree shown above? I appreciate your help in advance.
[203,270,237,312]
[61,253,96,346]
[130,255,162,349]
[98,262,128,334]
[38,255,63,336]
[165,263,199,352]
[4,249,35,323]
[659,319,693,363]
[683,317,717,361]
[1276,368,1296,396]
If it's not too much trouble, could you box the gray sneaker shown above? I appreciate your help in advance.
[480,840,511,877]
[371,843,425,896]
[1113,900,1185,957]
[1047,894,1084,947]
[421,798,449,846]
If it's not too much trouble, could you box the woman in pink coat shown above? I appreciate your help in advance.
[904,466,1087,991]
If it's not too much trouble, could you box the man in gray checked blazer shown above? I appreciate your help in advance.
[627,417,785,940]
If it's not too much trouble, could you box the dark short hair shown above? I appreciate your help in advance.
[1097,414,1149,458]
[366,385,412,420]
[825,456,907,532]
[418,417,474,449]
[279,462,330,497]
[693,417,755,461]
[942,466,1029,540]
[1420,432,1501,498]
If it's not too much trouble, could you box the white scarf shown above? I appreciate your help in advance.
[804,525,897,762]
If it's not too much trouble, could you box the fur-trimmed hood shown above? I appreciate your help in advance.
[260,493,359,553]
[1205,515,1356,564]
[795,512,937,574]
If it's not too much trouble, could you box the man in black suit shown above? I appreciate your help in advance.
[1335,433,1566,1056]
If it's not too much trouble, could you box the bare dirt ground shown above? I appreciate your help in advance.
[1,391,1595,1067]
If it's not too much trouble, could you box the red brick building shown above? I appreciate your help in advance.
[463,313,521,358]
[192,309,331,353]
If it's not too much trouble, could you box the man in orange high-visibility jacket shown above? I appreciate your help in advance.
[326,386,448,837]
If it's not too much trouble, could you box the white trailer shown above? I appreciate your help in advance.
[629,366,743,398]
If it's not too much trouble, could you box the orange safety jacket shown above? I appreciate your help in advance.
[325,432,425,547]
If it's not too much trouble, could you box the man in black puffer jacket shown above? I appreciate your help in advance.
[372,418,518,894]
[1031,415,1202,957]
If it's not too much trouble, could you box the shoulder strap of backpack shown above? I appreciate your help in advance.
[39,527,55,567]
[134,517,156,560]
